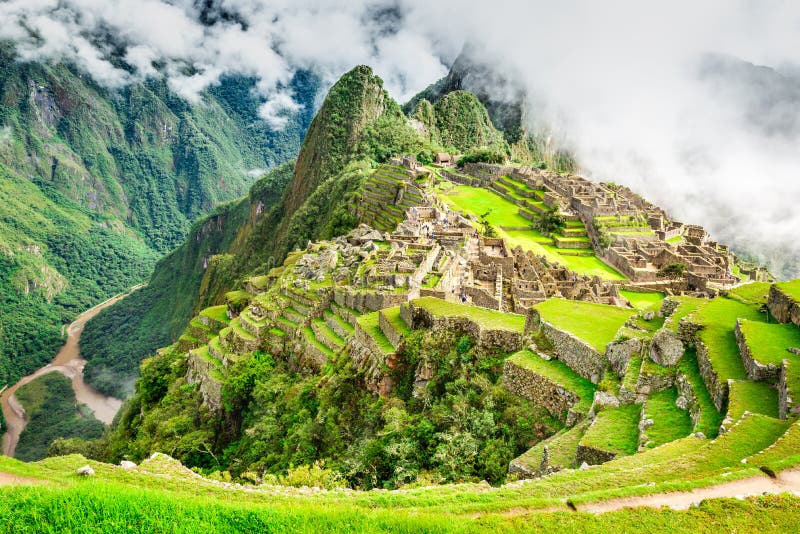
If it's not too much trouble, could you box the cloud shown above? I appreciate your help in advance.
[1,0,799,276]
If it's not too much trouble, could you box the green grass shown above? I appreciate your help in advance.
[325,310,355,334]
[381,306,412,336]
[302,327,335,357]
[665,297,706,332]
[738,319,800,366]
[726,381,779,421]
[200,305,230,325]
[357,312,396,354]
[229,319,256,341]
[677,350,723,438]
[580,404,641,457]
[620,291,665,311]
[642,388,692,447]
[312,319,345,348]
[413,297,526,332]
[727,283,771,306]
[692,297,764,382]
[534,299,635,353]
[774,280,800,302]
[437,184,626,280]
[277,316,299,330]
[506,350,597,414]
[513,421,589,472]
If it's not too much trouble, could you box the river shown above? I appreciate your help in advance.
[0,284,144,457]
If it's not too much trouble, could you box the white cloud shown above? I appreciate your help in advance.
[1,0,799,275]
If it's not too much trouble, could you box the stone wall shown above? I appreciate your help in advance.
[407,303,524,353]
[502,359,586,425]
[575,443,617,466]
[466,286,500,310]
[346,337,395,396]
[675,370,702,433]
[334,288,408,314]
[779,361,799,420]
[527,310,606,383]
[734,319,782,381]
[768,285,800,327]
[378,310,404,348]
[696,339,727,412]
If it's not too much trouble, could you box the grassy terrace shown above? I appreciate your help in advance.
[437,183,626,280]
[665,297,706,332]
[513,421,589,472]
[642,388,692,448]
[302,326,335,358]
[738,319,800,366]
[692,297,763,382]
[507,350,596,414]
[413,297,526,332]
[774,279,800,302]
[200,305,230,325]
[678,350,723,438]
[533,299,635,353]
[727,282,771,306]
[620,290,665,311]
[580,404,641,457]
[357,312,395,354]
[324,310,355,334]
[726,381,779,421]
[381,306,412,336]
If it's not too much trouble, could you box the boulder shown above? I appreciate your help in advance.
[120,461,137,470]
[592,391,620,409]
[76,465,95,477]
[650,329,684,366]
[643,311,655,321]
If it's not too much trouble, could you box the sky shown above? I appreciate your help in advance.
[1,0,800,276]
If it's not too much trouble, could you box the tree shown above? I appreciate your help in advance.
[479,210,498,238]
[534,211,565,236]
[658,263,688,278]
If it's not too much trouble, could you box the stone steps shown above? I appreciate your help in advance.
[324,310,354,339]
[312,318,345,352]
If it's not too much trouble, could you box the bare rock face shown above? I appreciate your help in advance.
[76,465,95,477]
[650,329,684,366]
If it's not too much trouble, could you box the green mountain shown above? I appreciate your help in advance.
[81,65,445,397]
[0,48,317,388]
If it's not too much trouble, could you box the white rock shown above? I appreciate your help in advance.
[579,462,590,470]
[76,465,95,477]
[120,461,137,470]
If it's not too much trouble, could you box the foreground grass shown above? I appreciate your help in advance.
[534,299,635,352]
[1,483,800,533]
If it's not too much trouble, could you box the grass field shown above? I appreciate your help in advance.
[437,184,626,280]
[534,299,635,353]
[620,291,665,311]
[774,280,800,302]
[580,404,641,457]
[738,319,800,366]
[642,388,692,447]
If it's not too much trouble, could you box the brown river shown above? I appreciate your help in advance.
[1,285,143,457]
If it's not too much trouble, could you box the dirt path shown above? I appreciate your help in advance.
[1,284,144,457]
[0,471,42,486]
[578,468,800,513]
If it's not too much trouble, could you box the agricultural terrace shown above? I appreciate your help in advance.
[533,299,635,353]
[436,183,626,280]
[412,297,526,332]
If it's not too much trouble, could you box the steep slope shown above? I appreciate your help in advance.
[80,66,432,396]
[0,49,317,388]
